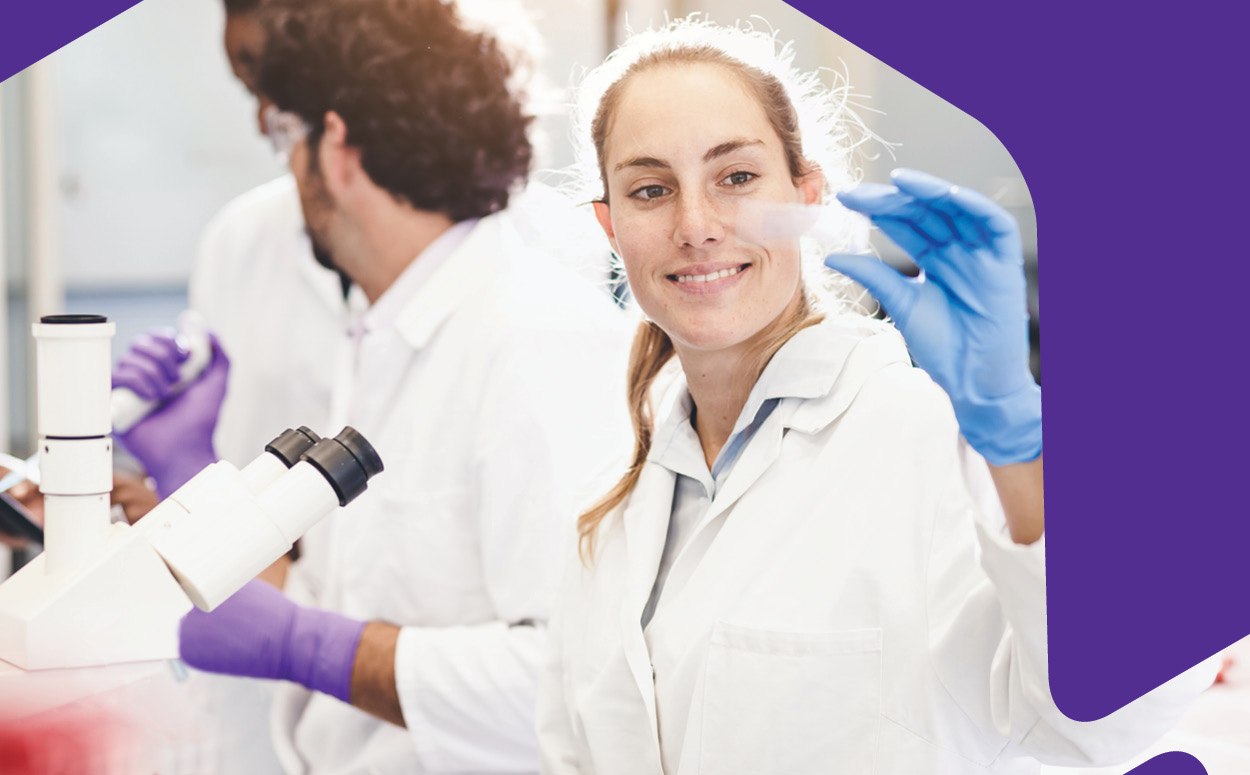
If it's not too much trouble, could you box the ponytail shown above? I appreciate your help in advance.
[577,320,675,562]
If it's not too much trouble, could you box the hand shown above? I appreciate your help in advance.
[1,474,44,550]
[825,169,1041,465]
[179,579,366,703]
[110,473,160,524]
[112,331,230,498]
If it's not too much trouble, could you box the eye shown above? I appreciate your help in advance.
[628,184,671,202]
[722,170,758,187]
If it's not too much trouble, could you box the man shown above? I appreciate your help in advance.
[117,0,630,771]
[201,0,611,469]
[199,0,353,470]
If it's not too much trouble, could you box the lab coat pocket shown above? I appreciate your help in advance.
[699,623,882,775]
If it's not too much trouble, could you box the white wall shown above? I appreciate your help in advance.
[50,0,284,291]
[488,0,609,172]
[45,0,612,290]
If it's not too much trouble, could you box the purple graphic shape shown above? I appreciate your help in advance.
[1127,751,1207,775]
[779,0,1248,723]
[1,1,144,84]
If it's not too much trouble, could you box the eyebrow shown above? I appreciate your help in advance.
[703,138,765,163]
[612,138,766,173]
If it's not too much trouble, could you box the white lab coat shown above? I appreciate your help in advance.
[181,176,349,775]
[190,175,615,467]
[538,316,1214,774]
[268,209,633,774]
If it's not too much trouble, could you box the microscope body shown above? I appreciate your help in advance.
[0,316,382,671]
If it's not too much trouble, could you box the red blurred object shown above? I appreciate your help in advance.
[1214,654,1236,685]
[0,705,125,775]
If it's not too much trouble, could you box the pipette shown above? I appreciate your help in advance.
[111,311,213,434]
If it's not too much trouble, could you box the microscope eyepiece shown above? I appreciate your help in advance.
[264,426,323,468]
[331,427,384,479]
[40,314,109,325]
[300,427,384,506]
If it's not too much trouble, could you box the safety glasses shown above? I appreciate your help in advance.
[262,104,312,164]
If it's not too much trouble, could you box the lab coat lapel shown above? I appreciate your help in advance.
[690,414,784,536]
[393,215,506,350]
[617,461,677,741]
[650,325,915,627]
[674,323,901,551]
[645,328,913,646]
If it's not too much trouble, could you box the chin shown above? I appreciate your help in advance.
[665,319,753,354]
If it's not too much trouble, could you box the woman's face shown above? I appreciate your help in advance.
[594,62,822,356]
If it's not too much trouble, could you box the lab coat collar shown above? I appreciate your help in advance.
[636,320,892,614]
[648,314,908,468]
[780,317,911,435]
[365,217,480,343]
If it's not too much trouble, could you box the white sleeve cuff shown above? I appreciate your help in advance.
[395,622,546,772]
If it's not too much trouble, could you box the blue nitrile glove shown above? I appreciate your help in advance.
[824,169,1041,465]
[179,580,366,704]
[112,331,229,497]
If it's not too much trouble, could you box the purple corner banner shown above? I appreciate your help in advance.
[0,0,143,84]
[782,0,1247,723]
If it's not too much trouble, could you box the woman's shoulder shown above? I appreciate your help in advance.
[782,316,961,447]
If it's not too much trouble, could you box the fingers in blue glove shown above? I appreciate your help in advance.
[834,201,978,301]
[840,170,1012,249]
[945,185,1021,260]
[823,254,920,327]
[836,189,956,267]
[892,169,1010,229]
[890,169,1019,255]
[887,168,953,198]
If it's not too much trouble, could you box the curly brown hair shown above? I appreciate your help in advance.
[222,0,260,14]
[257,0,533,222]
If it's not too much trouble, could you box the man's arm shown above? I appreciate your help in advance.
[351,621,404,726]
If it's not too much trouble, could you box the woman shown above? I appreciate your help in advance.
[538,19,1210,774]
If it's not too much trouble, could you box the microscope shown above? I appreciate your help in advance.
[0,314,383,670]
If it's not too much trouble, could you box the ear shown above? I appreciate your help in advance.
[798,168,825,206]
[319,111,363,194]
[592,200,621,255]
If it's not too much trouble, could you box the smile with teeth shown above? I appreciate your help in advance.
[671,264,749,284]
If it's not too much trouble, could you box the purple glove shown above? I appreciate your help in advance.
[179,580,366,703]
[112,331,229,498]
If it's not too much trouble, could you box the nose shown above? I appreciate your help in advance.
[672,191,725,249]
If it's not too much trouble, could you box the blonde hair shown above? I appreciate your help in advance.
[573,17,876,561]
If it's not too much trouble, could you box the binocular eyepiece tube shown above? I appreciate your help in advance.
[149,425,384,611]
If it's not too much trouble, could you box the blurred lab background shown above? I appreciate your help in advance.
[0,0,1038,571]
